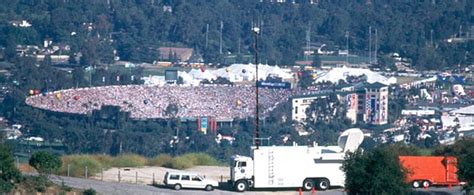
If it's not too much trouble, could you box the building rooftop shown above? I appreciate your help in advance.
[450,105,474,115]
[358,82,388,89]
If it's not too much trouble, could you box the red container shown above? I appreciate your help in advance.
[399,156,461,188]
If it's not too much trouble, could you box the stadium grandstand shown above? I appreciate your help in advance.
[25,85,297,120]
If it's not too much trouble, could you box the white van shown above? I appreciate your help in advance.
[164,171,219,191]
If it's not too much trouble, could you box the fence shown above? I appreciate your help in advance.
[63,164,231,186]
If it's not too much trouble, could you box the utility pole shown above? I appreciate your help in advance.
[238,37,241,54]
[459,25,462,38]
[375,28,378,64]
[430,29,434,46]
[345,31,349,65]
[369,26,372,64]
[219,21,223,54]
[205,24,209,49]
[252,25,260,149]
[305,25,311,61]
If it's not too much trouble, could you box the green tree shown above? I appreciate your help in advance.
[304,93,352,145]
[388,88,407,124]
[298,70,314,89]
[43,54,52,67]
[0,133,3,143]
[312,54,321,67]
[408,125,421,144]
[29,151,62,174]
[72,68,87,87]
[0,144,21,192]
[68,53,77,65]
[342,147,409,195]
[305,93,348,124]
[458,148,474,193]
[4,38,17,62]
[435,139,474,193]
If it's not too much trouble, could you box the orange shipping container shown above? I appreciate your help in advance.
[399,156,461,188]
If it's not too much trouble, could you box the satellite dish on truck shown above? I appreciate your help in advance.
[337,128,364,153]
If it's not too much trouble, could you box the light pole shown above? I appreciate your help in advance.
[252,26,260,149]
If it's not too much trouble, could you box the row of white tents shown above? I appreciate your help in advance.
[143,64,397,86]
[180,63,294,85]
[314,67,397,85]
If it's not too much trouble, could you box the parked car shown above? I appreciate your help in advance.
[164,171,219,191]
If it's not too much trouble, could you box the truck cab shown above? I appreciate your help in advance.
[230,155,254,191]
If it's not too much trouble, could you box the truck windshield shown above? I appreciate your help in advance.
[238,161,247,167]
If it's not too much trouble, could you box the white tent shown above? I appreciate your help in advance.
[178,71,200,86]
[181,63,294,83]
[315,67,396,85]
[188,68,217,81]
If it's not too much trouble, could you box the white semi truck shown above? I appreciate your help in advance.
[229,128,364,192]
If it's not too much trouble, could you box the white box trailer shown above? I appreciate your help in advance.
[230,128,364,192]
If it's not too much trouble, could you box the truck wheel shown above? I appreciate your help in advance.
[422,180,430,188]
[316,178,330,191]
[412,181,420,188]
[174,184,182,191]
[205,185,214,191]
[302,179,314,191]
[235,180,248,192]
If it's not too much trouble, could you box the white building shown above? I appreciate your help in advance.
[291,94,329,122]
[442,105,474,132]
[401,109,436,116]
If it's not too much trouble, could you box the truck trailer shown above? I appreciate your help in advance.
[230,128,364,192]
[399,156,462,188]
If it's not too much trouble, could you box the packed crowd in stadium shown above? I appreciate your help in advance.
[25,85,297,120]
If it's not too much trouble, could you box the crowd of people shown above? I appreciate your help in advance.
[25,85,296,120]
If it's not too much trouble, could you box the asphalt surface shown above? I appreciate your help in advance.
[50,175,346,195]
[49,175,464,195]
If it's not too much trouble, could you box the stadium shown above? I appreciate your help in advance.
[25,85,294,120]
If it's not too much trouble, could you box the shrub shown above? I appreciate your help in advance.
[91,155,113,169]
[58,152,221,174]
[59,155,102,177]
[168,156,194,170]
[29,151,62,174]
[153,153,221,169]
[148,154,173,167]
[342,148,409,194]
[61,181,72,192]
[83,188,96,195]
[0,144,21,193]
[112,154,147,167]
[181,153,220,166]
[21,175,52,193]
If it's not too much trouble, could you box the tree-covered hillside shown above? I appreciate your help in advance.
[0,0,472,69]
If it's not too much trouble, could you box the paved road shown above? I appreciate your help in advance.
[49,175,463,195]
[50,175,346,195]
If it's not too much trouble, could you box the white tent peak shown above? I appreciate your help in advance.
[315,67,396,85]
